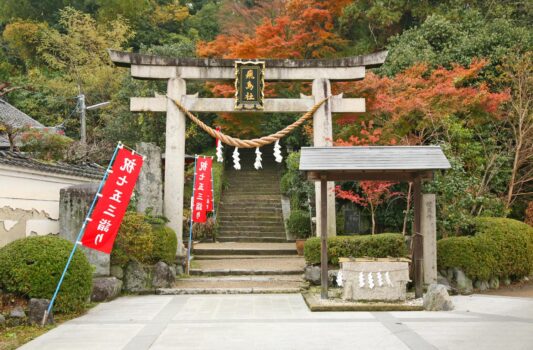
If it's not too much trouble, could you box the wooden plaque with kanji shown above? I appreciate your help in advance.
[234,60,265,110]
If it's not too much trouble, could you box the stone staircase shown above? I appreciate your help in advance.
[157,243,307,294]
[155,148,307,295]
[216,147,288,243]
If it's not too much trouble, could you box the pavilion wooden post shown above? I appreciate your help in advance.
[413,176,424,298]
[320,176,328,299]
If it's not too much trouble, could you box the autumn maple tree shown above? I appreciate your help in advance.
[334,121,402,235]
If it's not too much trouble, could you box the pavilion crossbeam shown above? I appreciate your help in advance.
[130,96,365,114]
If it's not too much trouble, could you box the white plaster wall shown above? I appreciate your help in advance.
[0,165,98,246]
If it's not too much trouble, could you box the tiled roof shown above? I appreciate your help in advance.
[0,151,104,180]
[0,98,44,128]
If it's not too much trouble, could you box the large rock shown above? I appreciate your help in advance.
[59,184,109,276]
[152,262,175,289]
[304,265,321,285]
[489,277,500,289]
[10,306,25,318]
[136,142,163,215]
[91,277,123,302]
[454,268,473,294]
[437,273,451,291]
[423,284,454,311]
[29,299,53,325]
[124,260,152,293]
[474,280,489,291]
[110,265,124,279]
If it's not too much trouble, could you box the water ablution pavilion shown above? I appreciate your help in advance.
[109,49,450,298]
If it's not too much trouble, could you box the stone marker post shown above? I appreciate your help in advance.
[312,78,336,237]
[135,142,163,216]
[422,194,437,284]
[59,183,109,276]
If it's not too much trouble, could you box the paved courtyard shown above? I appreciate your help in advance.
[20,294,533,350]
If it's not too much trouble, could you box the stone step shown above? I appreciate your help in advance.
[217,214,282,220]
[218,219,283,225]
[195,254,302,260]
[219,224,285,232]
[217,233,286,239]
[221,194,281,200]
[217,228,285,234]
[189,268,303,276]
[193,242,296,256]
[157,275,304,295]
[219,207,282,213]
[217,237,289,243]
[221,198,282,204]
[190,256,303,273]
[218,223,285,228]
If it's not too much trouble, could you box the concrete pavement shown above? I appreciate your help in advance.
[19,294,533,350]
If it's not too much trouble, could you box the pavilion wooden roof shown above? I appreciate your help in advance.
[299,146,451,182]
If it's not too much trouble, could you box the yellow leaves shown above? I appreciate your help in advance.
[2,20,48,61]
[152,1,189,24]
[37,7,133,71]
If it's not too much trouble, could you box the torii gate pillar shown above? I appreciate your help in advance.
[166,78,187,253]
[312,78,336,237]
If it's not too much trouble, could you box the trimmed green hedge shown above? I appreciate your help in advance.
[437,217,533,281]
[304,233,408,266]
[0,236,92,313]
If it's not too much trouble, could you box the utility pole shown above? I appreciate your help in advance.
[78,94,87,144]
[77,94,110,145]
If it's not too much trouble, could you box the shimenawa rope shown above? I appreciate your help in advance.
[167,96,330,149]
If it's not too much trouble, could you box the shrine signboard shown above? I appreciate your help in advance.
[234,60,265,110]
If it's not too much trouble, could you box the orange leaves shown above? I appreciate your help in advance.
[342,60,510,130]
[197,0,345,59]
[335,182,401,208]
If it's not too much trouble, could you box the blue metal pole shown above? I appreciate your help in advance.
[42,142,122,326]
[186,155,198,275]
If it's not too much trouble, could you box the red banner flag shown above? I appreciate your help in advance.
[192,156,212,222]
[205,168,213,212]
[81,147,143,253]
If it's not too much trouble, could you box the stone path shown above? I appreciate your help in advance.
[19,294,533,350]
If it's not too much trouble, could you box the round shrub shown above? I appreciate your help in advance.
[152,224,178,264]
[437,217,533,281]
[111,212,154,267]
[304,233,408,266]
[286,210,311,239]
[112,212,178,267]
[0,236,92,313]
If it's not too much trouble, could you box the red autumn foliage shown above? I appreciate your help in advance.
[334,121,402,234]
[334,60,510,137]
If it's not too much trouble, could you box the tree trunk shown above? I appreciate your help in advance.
[370,202,376,235]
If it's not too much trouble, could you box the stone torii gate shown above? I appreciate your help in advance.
[108,50,388,251]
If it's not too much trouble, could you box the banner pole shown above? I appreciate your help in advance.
[42,142,122,326]
[186,155,198,275]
